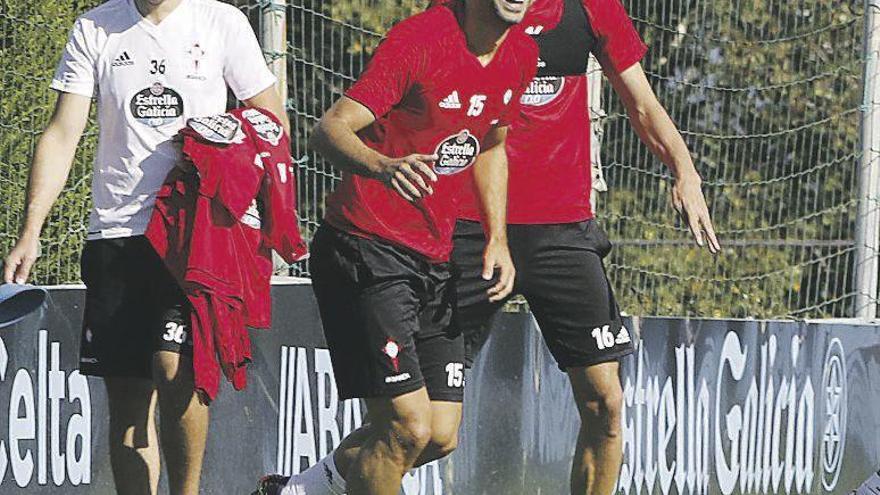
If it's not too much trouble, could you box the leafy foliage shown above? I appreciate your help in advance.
[0,0,100,284]
[0,0,867,317]
[601,0,864,317]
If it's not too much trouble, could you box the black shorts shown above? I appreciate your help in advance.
[310,225,464,402]
[452,219,634,371]
[79,236,192,379]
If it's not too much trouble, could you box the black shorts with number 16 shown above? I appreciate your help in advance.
[452,219,635,370]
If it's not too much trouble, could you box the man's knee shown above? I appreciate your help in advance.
[427,427,459,460]
[364,390,434,465]
[599,387,623,437]
[569,362,625,438]
[581,386,623,438]
[389,415,433,456]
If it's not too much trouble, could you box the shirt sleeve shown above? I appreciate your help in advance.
[253,111,309,263]
[50,18,98,98]
[497,41,539,128]
[223,9,278,101]
[583,0,648,75]
[344,25,424,120]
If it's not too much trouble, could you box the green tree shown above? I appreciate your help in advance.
[289,0,864,317]
[0,0,865,317]
[600,0,863,317]
[0,0,100,284]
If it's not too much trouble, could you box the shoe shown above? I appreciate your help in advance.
[252,474,290,495]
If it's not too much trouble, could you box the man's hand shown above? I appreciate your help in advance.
[3,235,41,284]
[375,154,439,202]
[672,173,721,253]
[607,64,721,254]
[482,239,515,302]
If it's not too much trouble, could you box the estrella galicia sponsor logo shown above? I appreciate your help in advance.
[616,330,854,495]
[242,108,283,146]
[187,114,244,144]
[521,76,564,107]
[433,130,479,175]
[820,338,846,492]
[130,82,184,127]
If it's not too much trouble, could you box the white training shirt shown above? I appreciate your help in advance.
[51,0,277,239]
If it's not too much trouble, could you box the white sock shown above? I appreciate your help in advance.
[324,453,347,493]
[281,451,347,495]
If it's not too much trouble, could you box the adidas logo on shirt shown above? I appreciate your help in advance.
[112,51,135,67]
[615,326,631,345]
[439,91,462,109]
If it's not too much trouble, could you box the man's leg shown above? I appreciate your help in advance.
[153,350,209,495]
[105,377,161,495]
[281,280,465,494]
[346,389,433,495]
[415,401,462,465]
[81,238,166,495]
[519,220,632,495]
[332,400,462,477]
[567,361,624,495]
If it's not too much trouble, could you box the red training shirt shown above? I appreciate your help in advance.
[323,1,538,263]
[457,0,647,223]
[147,107,308,400]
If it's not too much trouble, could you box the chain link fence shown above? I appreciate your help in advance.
[0,0,874,318]
[1,0,100,284]
[278,0,869,318]
[602,1,866,318]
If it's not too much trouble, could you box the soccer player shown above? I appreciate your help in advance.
[451,0,720,494]
[253,0,537,494]
[2,0,288,493]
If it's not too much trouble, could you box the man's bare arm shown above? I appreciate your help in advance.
[472,126,514,301]
[606,63,720,253]
[244,86,291,137]
[309,96,438,201]
[3,92,91,283]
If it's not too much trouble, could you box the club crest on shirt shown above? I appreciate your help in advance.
[242,108,283,146]
[433,130,480,175]
[185,42,207,81]
[521,76,565,106]
[130,82,184,127]
[187,113,245,144]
